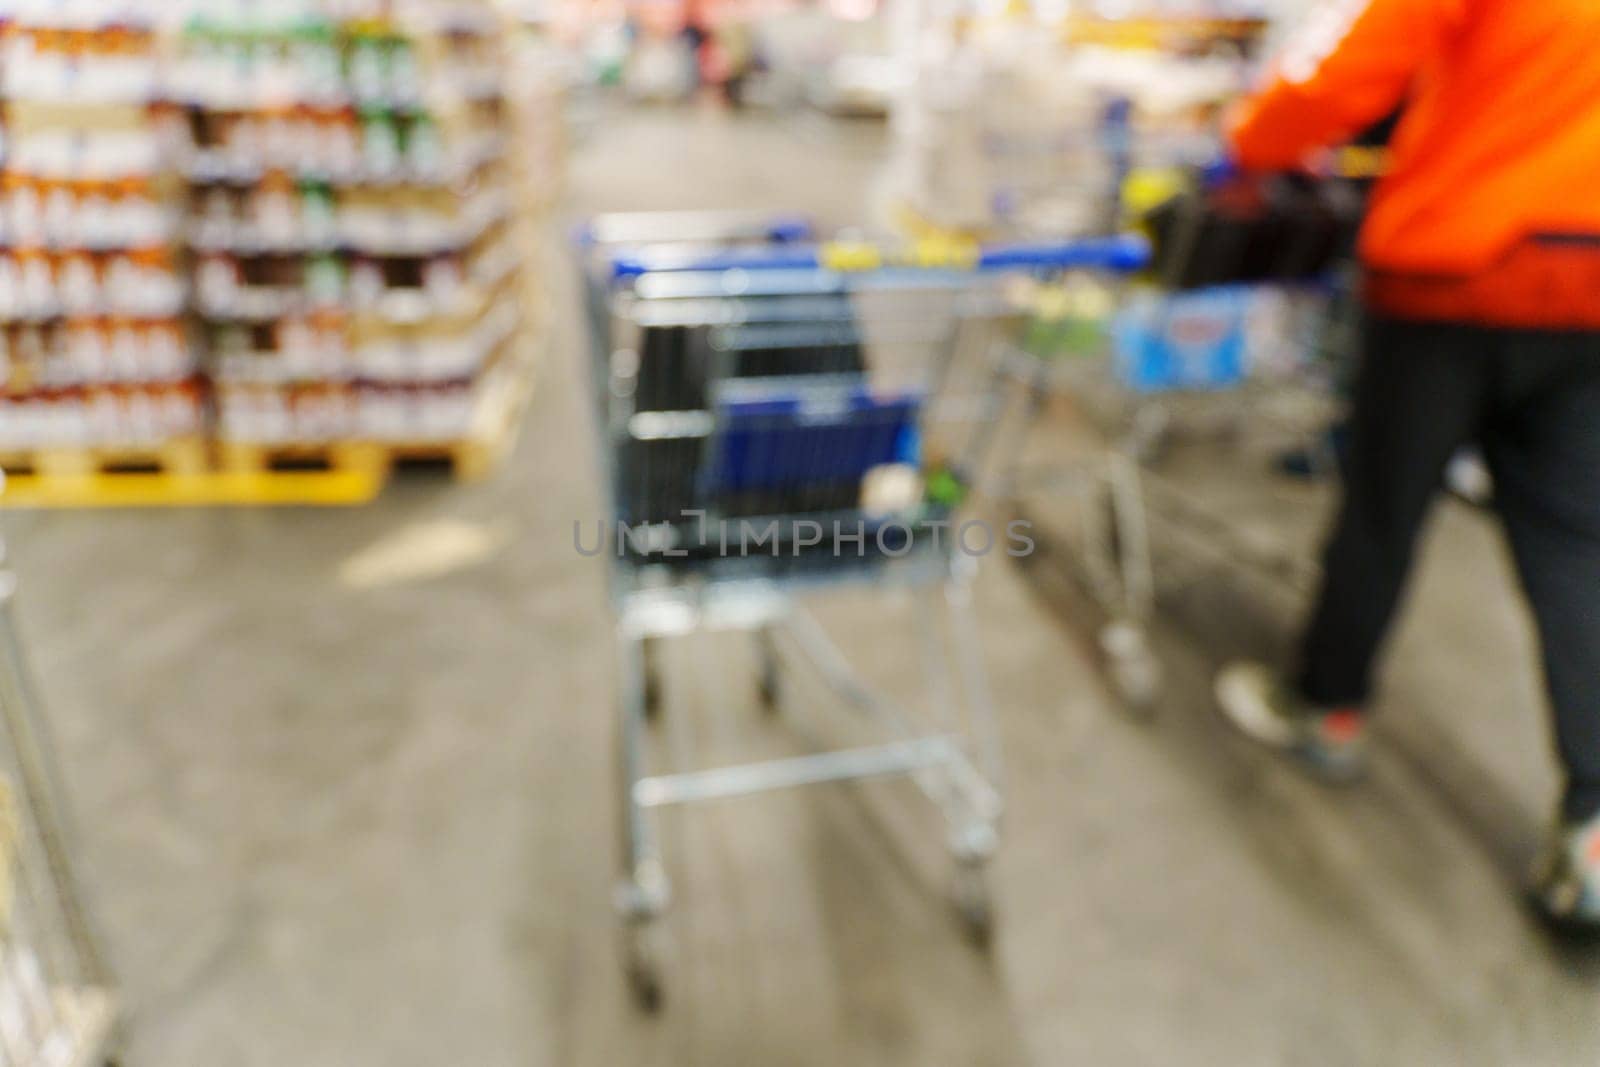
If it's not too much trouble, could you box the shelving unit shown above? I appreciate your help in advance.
[176,5,532,467]
[0,0,556,507]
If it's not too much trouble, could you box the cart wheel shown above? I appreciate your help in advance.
[757,669,780,711]
[1100,621,1161,713]
[953,861,994,947]
[757,656,781,712]
[756,630,781,712]
[624,922,666,1013]
[642,638,663,721]
[643,673,663,720]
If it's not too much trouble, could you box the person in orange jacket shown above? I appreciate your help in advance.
[1211,0,1600,932]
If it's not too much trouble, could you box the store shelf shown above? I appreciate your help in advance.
[181,133,505,189]
[220,348,534,475]
[0,1,555,506]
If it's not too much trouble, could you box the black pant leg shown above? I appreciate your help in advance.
[1298,317,1493,706]
[1483,333,1600,823]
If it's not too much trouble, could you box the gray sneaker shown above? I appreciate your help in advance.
[1214,661,1369,782]
[1532,813,1600,935]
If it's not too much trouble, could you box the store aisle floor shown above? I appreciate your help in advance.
[6,104,1599,1066]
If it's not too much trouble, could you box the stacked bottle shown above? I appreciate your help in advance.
[0,7,203,463]
[173,1,524,454]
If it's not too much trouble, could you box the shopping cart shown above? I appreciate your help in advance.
[983,175,1362,709]
[580,213,1145,1009]
[0,510,117,1065]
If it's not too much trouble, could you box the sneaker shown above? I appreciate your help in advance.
[1531,813,1600,935]
[1214,661,1369,782]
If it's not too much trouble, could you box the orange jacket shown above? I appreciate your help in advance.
[1229,0,1600,285]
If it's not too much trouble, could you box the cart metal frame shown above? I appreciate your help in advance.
[579,213,1143,1008]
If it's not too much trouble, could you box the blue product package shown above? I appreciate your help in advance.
[1113,286,1250,393]
[705,379,922,497]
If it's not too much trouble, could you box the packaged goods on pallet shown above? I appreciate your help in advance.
[0,247,184,320]
[0,382,206,452]
[0,9,203,463]
[1,174,180,250]
[0,0,554,502]
[0,317,191,388]
[176,5,531,468]
[503,15,567,213]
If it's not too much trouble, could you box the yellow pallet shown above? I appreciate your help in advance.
[0,437,208,478]
[0,468,384,509]
[0,433,382,508]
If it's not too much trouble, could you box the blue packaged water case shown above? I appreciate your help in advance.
[1114,285,1250,393]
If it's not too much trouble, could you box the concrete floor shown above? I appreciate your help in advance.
[5,104,1599,1065]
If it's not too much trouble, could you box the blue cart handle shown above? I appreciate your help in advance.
[974,236,1150,273]
[610,234,1151,280]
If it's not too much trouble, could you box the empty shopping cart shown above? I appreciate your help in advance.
[579,212,1145,1008]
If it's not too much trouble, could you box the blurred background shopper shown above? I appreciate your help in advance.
[1212,0,1600,932]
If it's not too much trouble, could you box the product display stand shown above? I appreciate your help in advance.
[177,2,531,477]
[0,0,557,509]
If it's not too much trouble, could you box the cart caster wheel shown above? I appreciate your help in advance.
[953,863,994,947]
[642,638,663,722]
[1111,652,1161,711]
[624,925,666,1013]
[756,630,781,713]
[757,664,781,712]
[628,958,664,1013]
[1100,622,1161,713]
